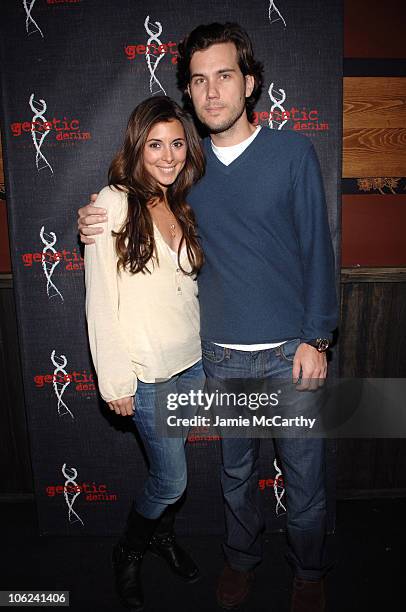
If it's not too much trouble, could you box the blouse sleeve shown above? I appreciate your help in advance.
[84,185,137,402]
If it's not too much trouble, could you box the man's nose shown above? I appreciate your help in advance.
[207,79,220,99]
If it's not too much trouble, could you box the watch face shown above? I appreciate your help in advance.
[317,338,330,352]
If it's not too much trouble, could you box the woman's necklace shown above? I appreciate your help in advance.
[156,205,177,238]
[168,215,176,239]
[149,203,178,242]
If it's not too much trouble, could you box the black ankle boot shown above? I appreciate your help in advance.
[149,505,200,583]
[112,539,145,611]
[112,506,159,610]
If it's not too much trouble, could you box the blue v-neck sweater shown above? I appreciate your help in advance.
[188,127,338,344]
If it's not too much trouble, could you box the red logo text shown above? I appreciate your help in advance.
[10,118,91,142]
[125,42,178,64]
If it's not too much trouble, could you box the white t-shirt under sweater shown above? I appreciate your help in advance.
[211,126,286,351]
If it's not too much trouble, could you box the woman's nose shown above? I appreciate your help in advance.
[161,145,174,162]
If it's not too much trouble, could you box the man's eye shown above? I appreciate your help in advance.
[221,74,230,79]
[194,78,204,85]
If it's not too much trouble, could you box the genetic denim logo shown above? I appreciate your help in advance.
[33,368,96,394]
[10,95,91,176]
[253,106,329,133]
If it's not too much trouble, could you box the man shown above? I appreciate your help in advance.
[78,23,338,612]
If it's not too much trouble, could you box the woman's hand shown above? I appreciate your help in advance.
[107,396,135,416]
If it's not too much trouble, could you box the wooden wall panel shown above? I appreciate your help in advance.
[340,271,406,377]
[337,439,406,494]
[337,271,406,495]
[344,78,406,128]
[342,195,406,267]
[343,77,406,177]
[343,128,406,177]
[344,0,406,58]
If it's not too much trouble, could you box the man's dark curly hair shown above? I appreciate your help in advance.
[177,22,263,123]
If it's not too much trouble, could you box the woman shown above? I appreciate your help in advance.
[84,96,206,611]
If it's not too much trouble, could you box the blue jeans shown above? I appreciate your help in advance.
[131,359,205,520]
[202,339,329,581]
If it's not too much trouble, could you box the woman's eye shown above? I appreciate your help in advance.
[149,143,160,148]
[173,141,184,148]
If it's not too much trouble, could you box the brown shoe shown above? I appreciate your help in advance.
[290,577,326,612]
[216,563,254,609]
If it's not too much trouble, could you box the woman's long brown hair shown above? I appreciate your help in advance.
[108,96,205,275]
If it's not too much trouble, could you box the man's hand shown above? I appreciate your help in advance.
[292,343,327,391]
[78,192,107,244]
[107,396,134,416]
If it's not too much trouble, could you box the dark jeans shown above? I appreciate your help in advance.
[202,338,329,581]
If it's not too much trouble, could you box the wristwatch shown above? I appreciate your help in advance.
[305,338,330,352]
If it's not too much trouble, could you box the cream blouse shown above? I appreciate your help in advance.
[84,185,201,402]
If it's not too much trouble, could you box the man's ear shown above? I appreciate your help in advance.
[245,74,255,98]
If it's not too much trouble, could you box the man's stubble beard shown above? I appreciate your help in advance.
[197,96,246,135]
